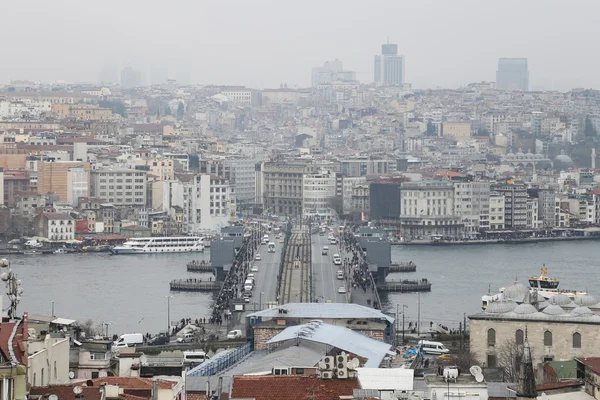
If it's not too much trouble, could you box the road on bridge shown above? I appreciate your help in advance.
[246,238,284,309]
[311,232,347,303]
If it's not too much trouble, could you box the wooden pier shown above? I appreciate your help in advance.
[187,261,217,272]
[389,262,417,273]
[169,279,221,292]
[376,279,431,292]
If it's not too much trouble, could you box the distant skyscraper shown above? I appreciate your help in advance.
[496,58,529,91]
[374,43,405,86]
[120,67,142,89]
[98,66,119,85]
[311,59,356,87]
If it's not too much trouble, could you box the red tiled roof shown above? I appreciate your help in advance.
[435,169,466,178]
[0,317,27,365]
[186,393,208,400]
[74,376,176,390]
[536,380,582,391]
[30,386,103,400]
[231,375,359,400]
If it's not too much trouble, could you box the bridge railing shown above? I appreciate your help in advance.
[187,341,252,377]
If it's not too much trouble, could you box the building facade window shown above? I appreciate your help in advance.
[487,328,496,346]
[487,354,497,368]
[515,329,524,346]
[544,330,553,346]
[573,332,582,348]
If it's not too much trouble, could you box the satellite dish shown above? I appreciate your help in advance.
[347,358,360,369]
[475,373,484,383]
[49,395,58,400]
[69,371,75,379]
[542,393,548,400]
[0,273,9,282]
[470,365,482,376]
[73,386,83,394]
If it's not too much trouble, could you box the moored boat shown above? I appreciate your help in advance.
[111,236,205,255]
[482,265,588,310]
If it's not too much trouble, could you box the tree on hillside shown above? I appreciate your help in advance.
[585,116,597,137]
[177,102,185,120]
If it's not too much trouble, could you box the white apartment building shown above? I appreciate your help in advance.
[67,166,89,207]
[488,192,505,230]
[91,168,147,206]
[399,180,463,238]
[220,88,260,105]
[0,100,52,119]
[302,170,337,219]
[341,176,367,214]
[526,197,540,229]
[454,181,490,237]
[226,158,257,206]
[162,174,234,233]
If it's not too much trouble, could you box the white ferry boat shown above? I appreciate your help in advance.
[111,237,205,255]
[481,265,588,310]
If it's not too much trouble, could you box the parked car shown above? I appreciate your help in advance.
[251,266,259,272]
[148,334,169,346]
[177,333,195,343]
[255,254,261,261]
[227,330,243,339]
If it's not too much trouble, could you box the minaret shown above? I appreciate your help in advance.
[592,148,596,170]
[517,340,537,400]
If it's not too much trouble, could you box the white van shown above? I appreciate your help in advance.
[244,279,254,287]
[337,270,344,280]
[113,333,144,348]
[183,350,209,365]
[418,340,450,355]
[333,254,341,265]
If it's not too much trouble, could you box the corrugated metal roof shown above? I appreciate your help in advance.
[266,321,393,367]
[248,303,394,324]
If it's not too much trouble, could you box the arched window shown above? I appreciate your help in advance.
[515,329,524,346]
[487,328,496,346]
[544,330,553,346]
[573,332,582,348]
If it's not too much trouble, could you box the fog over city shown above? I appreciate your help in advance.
[2,0,598,90]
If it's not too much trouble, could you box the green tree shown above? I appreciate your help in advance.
[177,102,185,120]
[585,116,597,137]
[99,100,126,118]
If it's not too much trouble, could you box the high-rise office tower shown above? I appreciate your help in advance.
[311,59,356,87]
[98,66,119,85]
[374,43,405,86]
[120,67,142,89]
[496,58,529,91]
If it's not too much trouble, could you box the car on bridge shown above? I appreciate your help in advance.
[255,254,261,260]
[338,286,346,294]
[251,265,259,272]
[148,334,169,346]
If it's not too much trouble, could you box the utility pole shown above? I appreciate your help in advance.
[417,292,421,338]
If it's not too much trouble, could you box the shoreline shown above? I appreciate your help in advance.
[391,235,600,246]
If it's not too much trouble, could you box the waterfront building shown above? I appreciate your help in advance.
[454,181,491,236]
[341,176,367,215]
[350,184,370,218]
[527,188,556,228]
[262,161,308,217]
[399,180,463,238]
[491,182,528,229]
[34,212,75,241]
[90,168,147,207]
[496,58,529,91]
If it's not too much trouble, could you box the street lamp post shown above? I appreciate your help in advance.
[260,292,264,311]
[165,295,172,336]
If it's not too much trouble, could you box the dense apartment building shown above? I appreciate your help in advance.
[90,168,147,206]
[200,158,257,206]
[37,161,91,203]
[488,192,506,230]
[454,181,491,236]
[262,162,308,216]
[491,182,528,229]
[340,157,393,177]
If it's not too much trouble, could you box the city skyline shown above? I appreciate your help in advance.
[1,0,598,91]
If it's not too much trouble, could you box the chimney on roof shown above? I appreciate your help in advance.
[152,379,158,400]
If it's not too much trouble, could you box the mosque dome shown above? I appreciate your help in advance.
[554,154,575,169]
[513,303,538,315]
[573,295,598,307]
[542,304,566,316]
[485,301,517,314]
[548,294,574,306]
[571,306,594,317]
[504,281,529,302]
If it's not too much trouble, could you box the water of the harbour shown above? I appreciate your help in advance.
[6,241,600,335]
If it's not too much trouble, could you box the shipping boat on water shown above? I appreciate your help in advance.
[111,236,205,255]
[481,265,588,310]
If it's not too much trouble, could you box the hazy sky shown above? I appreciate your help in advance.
[1,0,597,90]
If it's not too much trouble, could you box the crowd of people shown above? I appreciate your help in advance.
[341,228,379,309]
